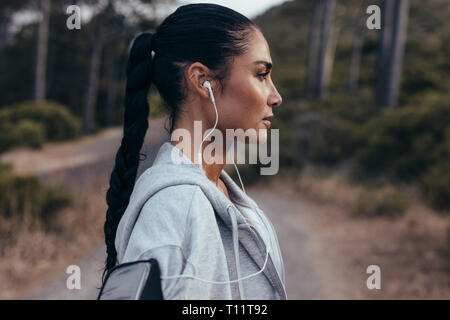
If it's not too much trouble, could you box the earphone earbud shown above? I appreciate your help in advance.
[203,80,215,104]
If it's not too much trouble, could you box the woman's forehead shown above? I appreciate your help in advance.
[235,31,272,69]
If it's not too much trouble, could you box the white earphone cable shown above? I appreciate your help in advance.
[197,81,218,169]
[199,81,246,194]
[159,243,271,284]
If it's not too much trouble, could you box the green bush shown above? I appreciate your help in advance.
[422,163,450,211]
[0,100,80,150]
[0,122,17,152]
[283,102,363,167]
[0,162,72,230]
[13,119,46,149]
[277,90,450,213]
[0,162,13,174]
[355,98,450,182]
[351,187,410,218]
[36,183,72,228]
[420,126,450,211]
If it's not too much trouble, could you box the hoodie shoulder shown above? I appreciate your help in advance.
[136,184,199,244]
[120,184,202,262]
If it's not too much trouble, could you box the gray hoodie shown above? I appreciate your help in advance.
[115,141,287,300]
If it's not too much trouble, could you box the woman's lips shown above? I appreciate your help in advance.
[262,114,273,128]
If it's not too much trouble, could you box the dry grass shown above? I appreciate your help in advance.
[0,175,107,299]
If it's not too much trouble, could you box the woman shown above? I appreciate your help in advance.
[103,3,286,299]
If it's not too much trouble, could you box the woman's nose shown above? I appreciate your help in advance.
[269,84,282,108]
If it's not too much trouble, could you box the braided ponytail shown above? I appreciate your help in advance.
[102,33,155,282]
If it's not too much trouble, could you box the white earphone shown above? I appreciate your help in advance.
[197,80,217,167]
[197,80,246,193]
[203,80,214,102]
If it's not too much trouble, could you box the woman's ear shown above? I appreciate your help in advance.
[187,62,212,100]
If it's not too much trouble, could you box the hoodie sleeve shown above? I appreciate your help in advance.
[118,184,194,298]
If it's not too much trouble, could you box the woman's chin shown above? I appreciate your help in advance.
[255,128,268,145]
[242,127,267,145]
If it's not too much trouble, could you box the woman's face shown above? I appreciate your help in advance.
[214,28,282,145]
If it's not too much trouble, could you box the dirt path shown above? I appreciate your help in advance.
[0,117,170,178]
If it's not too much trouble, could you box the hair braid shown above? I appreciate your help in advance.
[102,33,155,282]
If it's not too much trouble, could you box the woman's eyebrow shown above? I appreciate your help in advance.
[253,60,272,71]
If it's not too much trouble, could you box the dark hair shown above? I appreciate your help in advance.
[102,3,258,282]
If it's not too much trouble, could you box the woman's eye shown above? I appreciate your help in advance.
[258,71,269,80]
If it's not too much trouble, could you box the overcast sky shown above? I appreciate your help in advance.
[177,0,292,19]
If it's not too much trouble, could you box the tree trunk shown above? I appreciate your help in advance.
[34,0,50,102]
[83,40,103,134]
[105,46,118,126]
[316,0,336,99]
[376,0,409,108]
[385,0,410,108]
[305,0,324,98]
